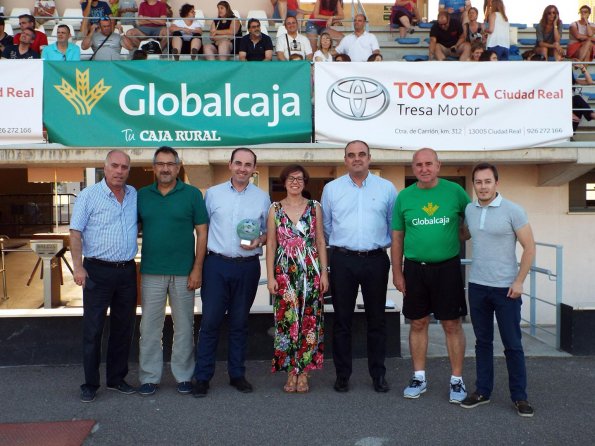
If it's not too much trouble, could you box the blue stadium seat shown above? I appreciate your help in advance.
[563,24,570,30]
[403,54,428,61]
[418,22,433,29]
[508,55,523,61]
[510,45,520,55]
[510,23,527,29]
[396,37,420,44]
[424,37,430,44]
[518,38,537,46]
[561,39,569,45]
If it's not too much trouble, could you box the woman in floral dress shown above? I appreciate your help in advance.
[267,165,329,393]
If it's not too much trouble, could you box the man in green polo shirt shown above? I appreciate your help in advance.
[137,146,208,396]
[391,147,470,403]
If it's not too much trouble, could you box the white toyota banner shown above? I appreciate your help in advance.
[315,62,573,150]
[0,60,44,146]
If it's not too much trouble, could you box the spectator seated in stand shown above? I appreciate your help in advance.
[0,16,13,54]
[470,40,484,60]
[305,0,344,52]
[131,48,147,59]
[334,13,379,62]
[535,4,564,61]
[239,18,273,61]
[33,1,57,26]
[429,10,471,60]
[170,3,204,60]
[82,16,132,60]
[13,14,48,54]
[367,52,383,61]
[42,23,81,60]
[568,5,595,62]
[572,62,595,134]
[276,15,312,60]
[464,6,483,45]
[334,53,350,61]
[391,1,421,38]
[126,0,168,50]
[313,31,333,62]
[203,1,242,60]
[2,27,39,59]
[80,0,112,25]
[478,49,497,60]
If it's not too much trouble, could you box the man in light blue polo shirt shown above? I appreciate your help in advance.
[41,24,80,61]
[193,148,270,397]
[137,146,208,397]
[461,162,535,417]
[321,140,397,393]
[70,150,138,403]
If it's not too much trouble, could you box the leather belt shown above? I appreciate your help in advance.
[208,251,259,262]
[405,256,459,267]
[86,258,135,268]
[332,247,384,257]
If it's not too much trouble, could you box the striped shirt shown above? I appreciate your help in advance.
[70,179,138,262]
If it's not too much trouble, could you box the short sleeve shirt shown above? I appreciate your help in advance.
[430,18,463,47]
[138,180,208,275]
[138,0,168,26]
[276,33,312,59]
[81,1,112,24]
[392,178,470,263]
[2,44,39,59]
[239,33,273,60]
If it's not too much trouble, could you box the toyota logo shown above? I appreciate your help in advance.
[326,77,389,120]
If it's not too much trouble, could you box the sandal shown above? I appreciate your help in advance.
[284,374,297,393]
[297,373,309,393]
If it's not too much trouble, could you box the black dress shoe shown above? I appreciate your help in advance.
[229,377,253,393]
[334,377,349,393]
[192,380,209,398]
[373,376,390,393]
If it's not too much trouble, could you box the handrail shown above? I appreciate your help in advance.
[462,241,563,349]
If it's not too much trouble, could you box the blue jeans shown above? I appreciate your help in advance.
[194,254,260,381]
[468,282,527,401]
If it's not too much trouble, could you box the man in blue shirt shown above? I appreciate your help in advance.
[461,163,535,417]
[439,0,468,23]
[42,25,81,61]
[321,140,398,393]
[193,148,270,397]
[70,150,138,403]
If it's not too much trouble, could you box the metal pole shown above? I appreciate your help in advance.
[0,237,9,301]
[529,253,537,337]
[555,245,563,350]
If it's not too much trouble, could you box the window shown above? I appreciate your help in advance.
[569,169,595,211]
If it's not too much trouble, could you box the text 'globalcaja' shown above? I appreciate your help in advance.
[392,82,564,100]
[117,83,301,127]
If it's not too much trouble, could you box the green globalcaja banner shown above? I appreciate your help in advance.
[43,61,312,147]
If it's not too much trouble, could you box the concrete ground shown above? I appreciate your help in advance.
[0,353,593,446]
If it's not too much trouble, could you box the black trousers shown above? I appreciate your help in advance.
[82,259,137,389]
[330,249,390,380]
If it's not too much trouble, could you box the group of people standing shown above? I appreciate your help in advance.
[70,142,535,417]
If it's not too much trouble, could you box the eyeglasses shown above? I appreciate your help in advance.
[287,176,304,184]
[154,162,177,168]
[581,10,590,14]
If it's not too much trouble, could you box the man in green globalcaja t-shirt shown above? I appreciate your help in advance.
[391,147,470,404]
[136,146,208,397]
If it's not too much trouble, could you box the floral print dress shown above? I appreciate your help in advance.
[271,200,324,374]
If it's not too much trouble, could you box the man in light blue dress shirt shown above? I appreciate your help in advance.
[70,150,138,403]
[193,148,271,397]
[321,140,398,393]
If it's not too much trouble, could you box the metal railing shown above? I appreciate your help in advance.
[0,193,77,238]
[463,241,563,349]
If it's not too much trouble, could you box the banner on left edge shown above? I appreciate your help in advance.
[43,61,312,147]
[0,60,44,146]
